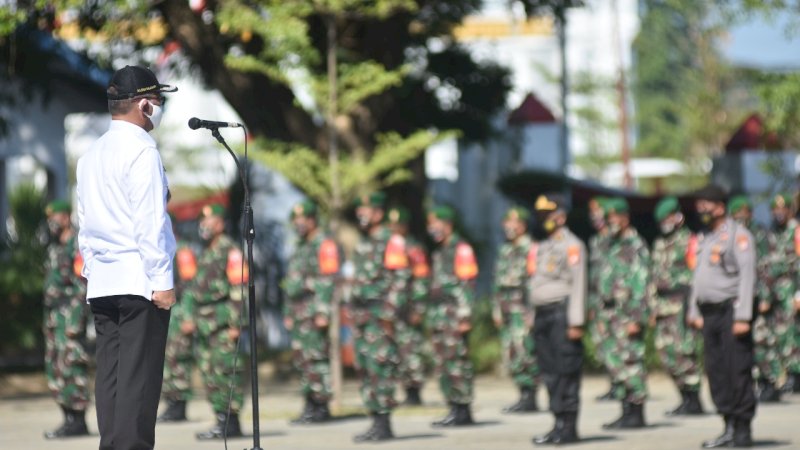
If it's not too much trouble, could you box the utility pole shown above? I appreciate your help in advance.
[611,0,632,189]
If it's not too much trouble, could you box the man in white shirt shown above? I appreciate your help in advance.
[77,65,178,450]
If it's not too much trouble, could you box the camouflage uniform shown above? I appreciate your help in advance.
[649,222,704,408]
[598,226,650,407]
[493,234,539,392]
[396,235,430,396]
[756,218,799,389]
[182,233,246,416]
[428,233,477,406]
[284,231,337,406]
[44,234,90,413]
[161,240,197,405]
[588,230,615,396]
[350,225,409,414]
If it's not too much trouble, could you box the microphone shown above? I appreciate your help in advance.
[188,117,242,130]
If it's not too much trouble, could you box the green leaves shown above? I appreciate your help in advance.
[756,72,800,148]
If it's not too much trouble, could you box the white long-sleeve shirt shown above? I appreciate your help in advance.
[77,120,176,300]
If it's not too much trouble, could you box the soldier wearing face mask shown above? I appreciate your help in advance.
[648,197,705,417]
[597,198,650,430]
[753,194,800,402]
[283,200,339,424]
[688,185,757,449]
[42,200,91,439]
[181,204,249,440]
[492,207,540,414]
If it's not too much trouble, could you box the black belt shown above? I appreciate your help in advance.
[535,299,566,313]
[698,299,732,311]
[601,299,615,309]
[353,298,383,307]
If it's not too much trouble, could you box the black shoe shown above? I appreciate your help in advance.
[453,403,475,426]
[290,396,315,425]
[44,407,89,439]
[553,412,579,445]
[793,373,800,394]
[620,402,646,429]
[532,414,564,445]
[733,418,753,448]
[602,401,629,430]
[503,386,538,413]
[431,403,458,427]
[702,417,735,448]
[196,412,243,440]
[758,379,781,403]
[354,413,379,442]
[311,400,332,423]
[665,390,689,416]
[404,387,422,406]
[157,400,188,423]
[683,390,705,415]
[596,382,618,402]
[370,413,394,441]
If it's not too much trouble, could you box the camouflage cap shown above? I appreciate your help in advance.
[429,205,456,223]
[354,191,387,208]
[605,197,629,214]
[45,199,71,215]
[504,206,530,222]
[727,195,751,214]
[654,196,680,222]
[290,199,318,219]
[387,206,410,224]
[200,203,226,219]
[770,193,794,209]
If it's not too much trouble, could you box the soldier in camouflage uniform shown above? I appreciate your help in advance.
[493,207,539,413]
[283,200,338,424]
[387,206,430,406]
[587,197,617,401]
[157,216,198,422]
[182,204,248,440]
[43,200,91,439]
[598,198,650,430]
[754,194,800,402]
[728,196,781,401]
[427,205,479,427]
[648,197,705,416]
[350,192,410,442]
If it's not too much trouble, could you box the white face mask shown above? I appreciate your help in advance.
[141,99,163,130]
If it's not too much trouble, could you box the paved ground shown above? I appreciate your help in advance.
[1,372,798,450]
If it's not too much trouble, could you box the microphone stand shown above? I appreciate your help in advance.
[210,127,263,450]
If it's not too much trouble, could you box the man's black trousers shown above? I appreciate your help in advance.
[700,301,756,421]
[533,301,583,414]
[90,295,170,450]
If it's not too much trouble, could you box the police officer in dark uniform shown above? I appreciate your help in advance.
[688,185,757,448]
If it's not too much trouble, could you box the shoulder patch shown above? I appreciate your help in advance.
[73,251,84,278]
[408,246,430,278]
[176,247,197,281]
[318,238,340,275]
[794,227,800,257]
[567,244,581,266]
[454,242,478,280]
[737,234,749,251]
[686,235,698,270]
[226,248,249,285]
[527,243,538,275]
[384,234,409,270]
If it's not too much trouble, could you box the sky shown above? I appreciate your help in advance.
[722,13,800,70]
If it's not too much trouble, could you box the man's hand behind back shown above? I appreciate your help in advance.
[152,289,176,310]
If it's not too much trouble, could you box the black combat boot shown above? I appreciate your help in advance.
[290,395,315,425]
[354,412,379,442]
[758,379,781,403]
[619,401,646,429]
[602,401,629,430]
[596,381,618,401]
[404,386,422,406]
[311,398,332,423]
[532,414,564,445]
[553,411,579,445]
[665,389,689,416]
[371,413,394,441]
[503,386,538,413]
[431,402,458,427]
[453,403,475,426]
[683,390,705,415]
[196,412,243,440]
[733,418,753,448]
[702,416,735,448]
[45,407,89,439]
[792,372,800,393]
[157,399,188,422]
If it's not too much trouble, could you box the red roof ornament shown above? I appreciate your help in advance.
[724,113,782,153]
[508,93,557,125]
